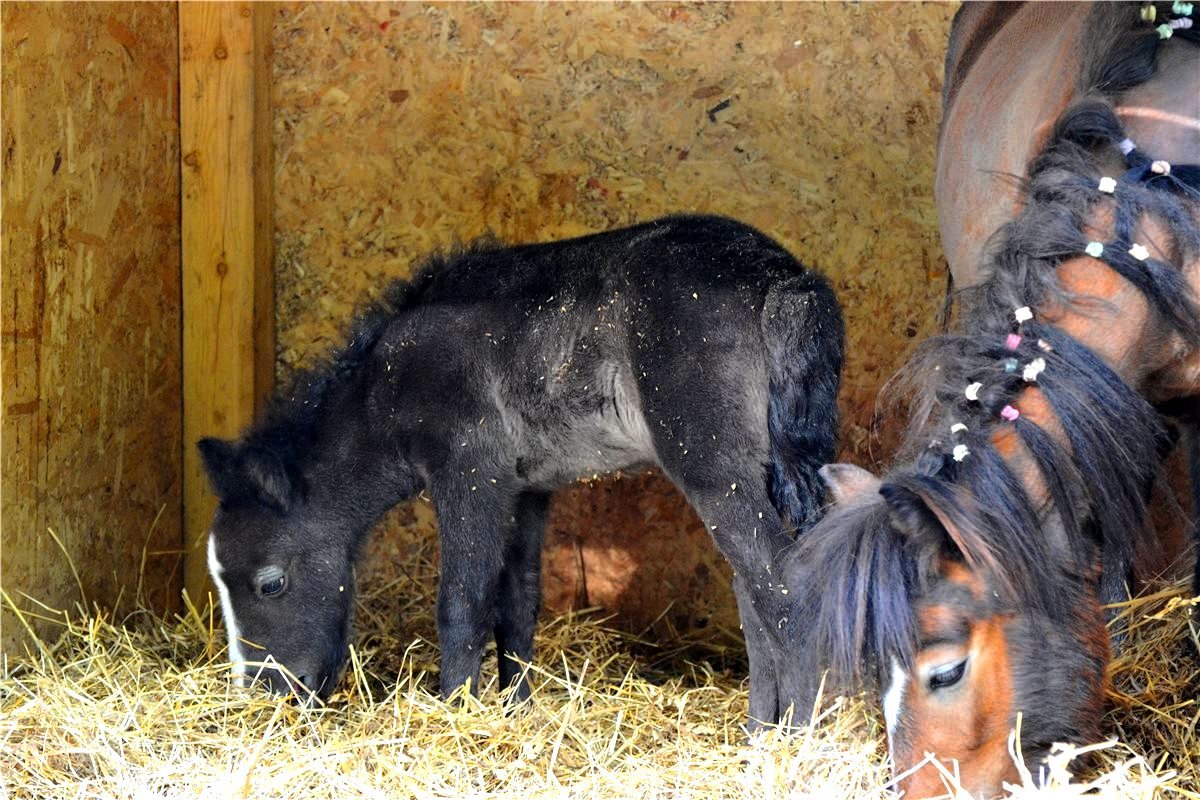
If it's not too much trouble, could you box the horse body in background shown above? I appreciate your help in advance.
[199,214,844,727]
[783,4,1198,797]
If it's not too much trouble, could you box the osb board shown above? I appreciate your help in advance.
[1,2,181,654]
[271,2,957,632]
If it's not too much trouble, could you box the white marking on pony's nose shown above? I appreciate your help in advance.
[207,535,248,688]
[882,658,907,746]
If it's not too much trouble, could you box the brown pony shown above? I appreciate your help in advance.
[779,3,1199,797]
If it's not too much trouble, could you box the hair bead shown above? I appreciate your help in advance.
[1085,241,1105,258]
[965,382,982,402]
[1155,20,1193,37]
[1097,176,1117,194]
[1129,243,1150,261]
[1141,4,1157,20]
[1150,160,1171,175]
[1023,357,1046,383]
[1014,306,1033,324]
[1006,333,1022,350]
[952,444,970,462]
[950,422,968,434]
[1119,138,1136,156]
[1000,405,1020,422]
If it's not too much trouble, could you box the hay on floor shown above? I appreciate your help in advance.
[1,540,1197,800]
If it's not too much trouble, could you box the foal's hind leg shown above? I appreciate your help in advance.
[494,491,550,703]
[733,577,780,729]
[657,459,794,727]
[1187,423,1200,655]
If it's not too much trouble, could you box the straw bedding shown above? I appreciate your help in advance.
[2,537,1197,800]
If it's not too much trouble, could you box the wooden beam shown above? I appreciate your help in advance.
[2,3,184,653]
[180,2,274,605]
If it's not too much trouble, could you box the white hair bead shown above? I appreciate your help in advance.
[965,382,982,402]
[1129,243,1150,262]
[952,444,970,462]
[950,422,968,434]
[1014,306,1033,323]
[1097,176,1117,194]
[1023,357,1047,383]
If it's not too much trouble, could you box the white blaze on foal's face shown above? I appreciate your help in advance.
[207,534,248,686]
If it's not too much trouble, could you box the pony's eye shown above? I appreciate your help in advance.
[259,574,287,597]
[928,658,967,691]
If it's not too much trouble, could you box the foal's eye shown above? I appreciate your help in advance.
[928,658,967,691]
[258,572,287,598]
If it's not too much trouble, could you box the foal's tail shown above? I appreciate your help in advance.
[761,272,844,534]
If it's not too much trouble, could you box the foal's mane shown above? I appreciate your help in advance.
[790,3,1200,685]
[242,242,499,470]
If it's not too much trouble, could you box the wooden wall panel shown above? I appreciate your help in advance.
[270,2,957,633]
[1,2,182,653]
[179,2,275,604]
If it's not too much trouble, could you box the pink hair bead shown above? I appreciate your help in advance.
[1000,405,1020,422]
[1006,333,1022,350]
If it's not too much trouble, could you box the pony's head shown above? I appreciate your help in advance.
[782,460,1111,799]
[199,436,356,700]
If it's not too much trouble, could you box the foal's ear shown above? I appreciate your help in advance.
[819,463,881,505]
[197,437,293,512]
[197,437,238,487]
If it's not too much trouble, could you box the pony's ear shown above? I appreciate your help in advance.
[878,483,952,555]
[819,463,881,505]
[197,437,293,512]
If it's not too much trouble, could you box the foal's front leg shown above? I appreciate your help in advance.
[431,476,513,699]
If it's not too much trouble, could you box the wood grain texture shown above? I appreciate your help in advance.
[1,2,182,653]
[180,2,274,604]
[268,2,957,633]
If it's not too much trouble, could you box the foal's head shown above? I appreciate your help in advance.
[199,437,356,700]
[784,462,1110,799]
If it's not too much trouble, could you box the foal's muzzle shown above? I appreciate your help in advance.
[256,663,333,703]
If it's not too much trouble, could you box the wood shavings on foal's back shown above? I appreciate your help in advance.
[1,544,1195,800]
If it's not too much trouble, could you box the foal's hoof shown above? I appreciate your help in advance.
[501,685,533,714]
